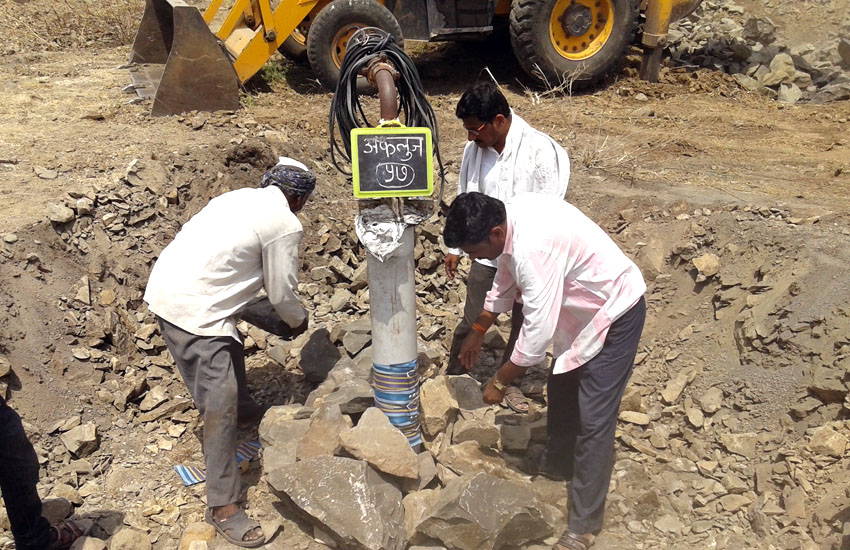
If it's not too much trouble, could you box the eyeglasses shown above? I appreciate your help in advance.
[465,121,489,137]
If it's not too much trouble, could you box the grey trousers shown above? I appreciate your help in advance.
[157,317,261,508]
[447,262,524,375]
[544,297,646,535]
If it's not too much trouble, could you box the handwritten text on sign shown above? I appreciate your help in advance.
[352,127,434,198]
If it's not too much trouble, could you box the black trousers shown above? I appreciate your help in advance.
[545,297,646,535]
[0,397,52,550]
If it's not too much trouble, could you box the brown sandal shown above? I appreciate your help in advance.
[502,386,529,413]
[553,531,594,550]
[49,520,83,550]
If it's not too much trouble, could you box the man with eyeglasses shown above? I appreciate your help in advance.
[444,81,570,414]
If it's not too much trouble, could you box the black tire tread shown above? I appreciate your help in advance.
[509,0,640,88]
[306,0,403,91]
[278,33,308,63]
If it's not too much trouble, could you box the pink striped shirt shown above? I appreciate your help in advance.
[483,194,646,375]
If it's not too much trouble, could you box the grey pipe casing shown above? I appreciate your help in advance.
[366,225,418,366]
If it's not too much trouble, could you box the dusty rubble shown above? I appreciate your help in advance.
[1,129,850,550]
[669,0,850,103]
[0,0,849,547]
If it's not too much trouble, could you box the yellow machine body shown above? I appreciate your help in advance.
[126,0,702,115]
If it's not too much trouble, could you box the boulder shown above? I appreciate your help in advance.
[778,83,803,104]
[809,366,848,403]
[635,240,666,281]
[743,17,776,45]
[420,376,457,437]
[403,489,440,539]
[720,433,758,458]
[661,374,690,405]
[330,288,353,312]
[734,74,760,92]
[109,528,152,550]
[178,522,216,550]
[41,497,73,524]
[452,408,499,448]
[139,385,168,412]
[124,158,169,195]
[296,404,351,460]
[340,407,419,479]
[415,472,554,550]
[696,387,724,414]
[267,456,406,550]
[343,332,372,356]
[692,253,721,282]
[47,203,76,224]
[306,357,374,414]
[499,424,531,453]
[760,53,796,87]
[313,378,374,415]
[446,376,486,411]
[50,484,82,506]
[808,425,847,457]
[437,441,524,481]
[259,406,311,474]
[60,423,99,457]
[298,329,341,383]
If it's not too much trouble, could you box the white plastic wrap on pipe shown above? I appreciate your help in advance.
[355,203,428,262]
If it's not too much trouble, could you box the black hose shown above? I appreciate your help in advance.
[329,28,445,210]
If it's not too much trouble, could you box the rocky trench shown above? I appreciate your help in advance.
[1,132,850,549]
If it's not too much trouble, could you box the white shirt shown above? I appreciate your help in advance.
[449,112,571,268]
[144,186,307,340]
[484,194,646,375]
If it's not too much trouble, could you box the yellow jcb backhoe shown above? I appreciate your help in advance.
[127,0,702,115]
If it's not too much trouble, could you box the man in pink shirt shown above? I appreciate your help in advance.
[444,192,646,550]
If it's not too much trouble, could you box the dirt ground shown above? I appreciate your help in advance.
[2,0,850,548]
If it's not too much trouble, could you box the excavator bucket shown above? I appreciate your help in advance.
[128,0,240,116]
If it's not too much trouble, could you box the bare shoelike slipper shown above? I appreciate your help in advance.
[502,385,530,413]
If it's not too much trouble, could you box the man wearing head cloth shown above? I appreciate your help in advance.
[143,158,315,547]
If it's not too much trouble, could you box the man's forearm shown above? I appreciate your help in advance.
[472,310,498,333]
[495,360,526,386]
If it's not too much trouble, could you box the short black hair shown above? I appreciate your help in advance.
[455,81,511,122]
[444,192,507,248]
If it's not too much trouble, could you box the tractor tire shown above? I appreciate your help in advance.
[509,0,639,88]
[306,0,403,92]
[278,29,308,63]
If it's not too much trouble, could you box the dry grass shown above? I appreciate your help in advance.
[0,0,143,52]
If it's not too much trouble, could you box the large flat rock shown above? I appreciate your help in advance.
[267,456,405,550]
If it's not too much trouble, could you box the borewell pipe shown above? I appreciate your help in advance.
[362,60,421,448]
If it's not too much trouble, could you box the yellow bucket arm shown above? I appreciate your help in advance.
[203,0,319,83]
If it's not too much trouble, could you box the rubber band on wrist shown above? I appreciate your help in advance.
[471,322,487,335]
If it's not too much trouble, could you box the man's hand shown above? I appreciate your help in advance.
[445,254,460,279]
[482,380,505,404]
[290,317,309,338]
[458,330,485,370]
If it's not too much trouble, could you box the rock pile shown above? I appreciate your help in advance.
[612,202,850,549]
[261,372,559,550]
[668,0,850,103]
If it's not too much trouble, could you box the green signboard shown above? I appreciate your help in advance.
[351,126,434,198]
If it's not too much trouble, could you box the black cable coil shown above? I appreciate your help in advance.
[329,28,445,205]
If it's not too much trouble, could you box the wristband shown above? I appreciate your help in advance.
[471,322,487,335]
[490,375,507,392]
